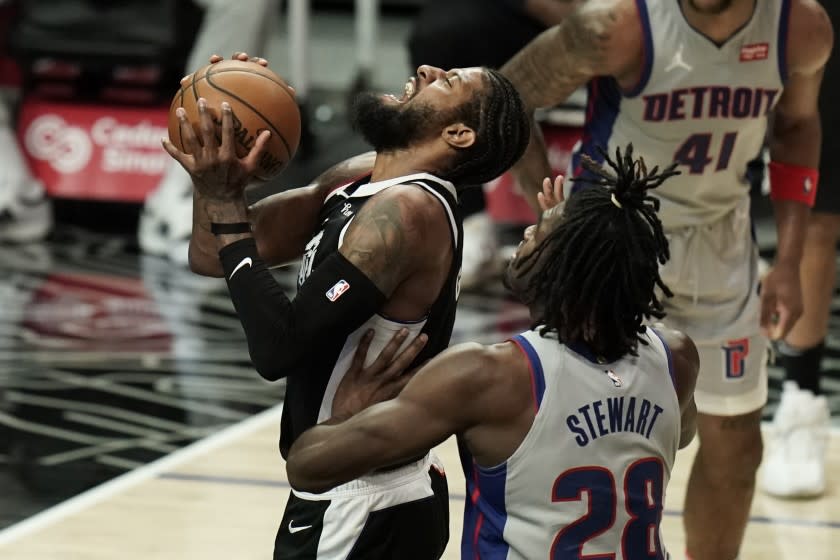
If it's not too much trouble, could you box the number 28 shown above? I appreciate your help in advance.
[551,458,665,559]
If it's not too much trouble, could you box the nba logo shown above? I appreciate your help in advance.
[722,338,750,379]
[326,279,350,302]
[605,370,623,387]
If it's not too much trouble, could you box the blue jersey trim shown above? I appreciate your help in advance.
[462,463,511,560]
[650,328,677,389]
[625,0,654,97]
[511,334,546,410]
[571,77,622,190]
[778,0,791,84]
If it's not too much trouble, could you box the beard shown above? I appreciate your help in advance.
[686,0,734,15]
[351,92,439,153]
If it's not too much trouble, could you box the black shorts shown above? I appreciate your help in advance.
[814,0,840,213]
[274,456,449,560]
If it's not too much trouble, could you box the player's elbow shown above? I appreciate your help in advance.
[679,420,697,449]
[247,344,295,381]
[286,454,338,493]
[286,462,323,493]
[678,399,698,449]
[250,354,288,381]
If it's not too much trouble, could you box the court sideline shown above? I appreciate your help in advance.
[0,402,838,559]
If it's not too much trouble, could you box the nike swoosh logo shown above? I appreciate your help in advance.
[288,520,313,534]
[229,257,252,280]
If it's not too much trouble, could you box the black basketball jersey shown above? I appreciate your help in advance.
[279,172,464,457]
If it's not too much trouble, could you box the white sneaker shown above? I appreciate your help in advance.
[460,212,500,291]
[761,380,830,498]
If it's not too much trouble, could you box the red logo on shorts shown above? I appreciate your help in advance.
[722,338,750,378]
[740,43,769,62]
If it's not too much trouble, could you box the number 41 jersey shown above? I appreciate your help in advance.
[462,328,681,560]
[571,0,788,229]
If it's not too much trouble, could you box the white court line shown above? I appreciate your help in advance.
[0,408,837,548]
[0,403,284,548]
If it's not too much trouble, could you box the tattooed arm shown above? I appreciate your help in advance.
[189,152,376,277]
[214,183,450,380]
[500,0,641,215]
[339,185,451,306]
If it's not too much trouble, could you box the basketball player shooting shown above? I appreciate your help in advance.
[498,2,832,559]
[162,53,530,559]
[286,144,700,559]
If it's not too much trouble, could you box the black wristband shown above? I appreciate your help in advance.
[211,222,252,235]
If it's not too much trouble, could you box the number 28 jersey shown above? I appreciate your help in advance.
[571,0,789,229]
[462,328,680,560]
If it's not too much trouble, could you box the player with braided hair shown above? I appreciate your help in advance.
[443,69,531,185]
[286,143,700,559]
[518,144,680,362]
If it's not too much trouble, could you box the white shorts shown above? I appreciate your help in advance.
[276,453,449,559]
[656,198,768,416]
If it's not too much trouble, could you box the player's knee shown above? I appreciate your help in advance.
[698,412,763,482]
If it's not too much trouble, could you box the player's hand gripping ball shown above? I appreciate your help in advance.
[168,58,301,180]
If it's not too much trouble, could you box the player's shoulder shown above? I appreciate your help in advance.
[787,0,833,74]
[650,326,699,385]
[573,0,638,27]
[368,180,454,232]
[310,151,376,192]
[564,0,641,43]
[443,341,535,418]
[567,0,643,72]
[350,180,454,260]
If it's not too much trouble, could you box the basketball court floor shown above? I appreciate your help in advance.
[0,220,838,559]
[1,6,840,560]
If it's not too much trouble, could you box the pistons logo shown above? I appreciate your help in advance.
[722,338,750,379]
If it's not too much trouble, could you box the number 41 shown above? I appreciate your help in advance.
[673,132,738,174]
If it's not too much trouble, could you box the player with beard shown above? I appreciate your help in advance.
[163,58,530,559]
[499,1,832,559]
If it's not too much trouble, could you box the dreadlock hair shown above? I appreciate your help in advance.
[439,68,530,186]
[524,143,680,363]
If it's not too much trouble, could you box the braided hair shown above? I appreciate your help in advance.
[523,143,680,362]
[440,68,530,186]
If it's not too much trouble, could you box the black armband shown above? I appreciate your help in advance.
[219,238,386,380]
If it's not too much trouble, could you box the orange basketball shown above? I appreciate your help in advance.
[168,60,301,180]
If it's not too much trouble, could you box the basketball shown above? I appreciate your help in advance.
[167,59,301,180]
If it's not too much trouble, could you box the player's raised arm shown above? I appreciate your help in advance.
[762,0,833,340]
[249,152,376,266]
[213,183,450,381]
[187,151,375,277]
[500,0,641,214]
[286,340,529,493]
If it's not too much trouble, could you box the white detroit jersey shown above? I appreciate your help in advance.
[570,0,789,229]
[461,328,681,559]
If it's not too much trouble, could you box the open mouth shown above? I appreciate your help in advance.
[385,77,417,103]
